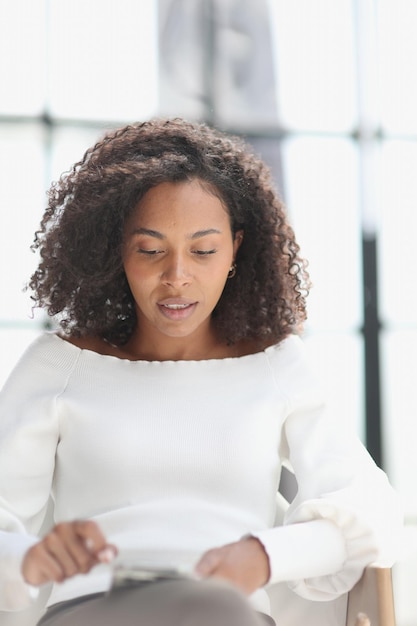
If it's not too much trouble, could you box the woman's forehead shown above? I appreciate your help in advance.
[125,180,232,233]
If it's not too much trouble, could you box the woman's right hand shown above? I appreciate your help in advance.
[21,520,117,586]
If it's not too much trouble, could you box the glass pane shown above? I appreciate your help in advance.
[270,0,356,132]
[304,331,365,441]
[381,330,417,514]
[282,136,362,331]
[0,0,46,115]
[0,124,46,320]
[48,0,158,121]
[378,0,417,134]
[379,140,417,326]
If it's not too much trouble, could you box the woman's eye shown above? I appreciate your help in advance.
[194,249,217,256]
[138,249,162,255]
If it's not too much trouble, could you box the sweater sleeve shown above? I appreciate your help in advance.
[252,337,403,601]
[0,333,76,611]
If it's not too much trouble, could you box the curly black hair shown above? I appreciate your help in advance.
[29,118,310,346]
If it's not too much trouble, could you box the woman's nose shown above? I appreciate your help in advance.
[161,254,192,287]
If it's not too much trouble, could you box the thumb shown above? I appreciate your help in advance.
[194,547,224,577]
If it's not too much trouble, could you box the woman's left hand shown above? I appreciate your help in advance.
[194,537,270,595]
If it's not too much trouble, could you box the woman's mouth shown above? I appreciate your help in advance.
[157,300,197,320]
[162,303,190,310]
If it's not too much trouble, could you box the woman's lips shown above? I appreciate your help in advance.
[157,299,197,320]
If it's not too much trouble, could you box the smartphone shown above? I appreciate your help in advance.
[111,563,195,589]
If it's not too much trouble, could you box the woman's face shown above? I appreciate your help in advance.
[122,179,242,351]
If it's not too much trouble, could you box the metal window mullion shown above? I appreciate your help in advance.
[353,0,384,467]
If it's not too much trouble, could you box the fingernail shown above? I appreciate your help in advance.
[194,564,206,576]
[85,538,95,552]
[98,547,116,563]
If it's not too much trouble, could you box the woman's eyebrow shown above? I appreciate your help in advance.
[189,228,221,239]
[130,228,164,239]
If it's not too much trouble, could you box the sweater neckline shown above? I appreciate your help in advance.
[48,331,282,366]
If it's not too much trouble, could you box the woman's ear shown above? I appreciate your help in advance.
[233,230,244,259]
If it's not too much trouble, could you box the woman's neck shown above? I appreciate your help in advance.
[62,329,267,362]
[120,326,231,362]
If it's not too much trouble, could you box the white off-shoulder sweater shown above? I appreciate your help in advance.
[0,333,402,614]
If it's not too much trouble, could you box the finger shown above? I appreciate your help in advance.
[35,550,67,583]
[73,520,107,555]
[73,521,117,565]
[97,545,118,563]
[52,521,115,573]
[71,522,117,568]
[22,543,65,586]
[44,529,88,578]
[194,548,224,577]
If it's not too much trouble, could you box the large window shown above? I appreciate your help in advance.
[0,0,158,379]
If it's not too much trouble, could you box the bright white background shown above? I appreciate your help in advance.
[0,1,416,624]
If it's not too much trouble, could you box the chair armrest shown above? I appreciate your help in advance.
[346,567,396,626]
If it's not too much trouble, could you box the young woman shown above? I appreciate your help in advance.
[0,119,402,626]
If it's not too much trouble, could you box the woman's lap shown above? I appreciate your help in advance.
[37,579,275,626]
